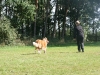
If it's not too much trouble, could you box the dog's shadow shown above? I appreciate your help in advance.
[21,52,80,55]
[21,53,36,55]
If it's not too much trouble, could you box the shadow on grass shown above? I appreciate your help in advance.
[21,53,36,55]
[50,51,84,53]
[21,52,80,55]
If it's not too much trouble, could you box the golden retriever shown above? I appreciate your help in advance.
[33,37,49,54]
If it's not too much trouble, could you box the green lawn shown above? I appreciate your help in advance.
[0,43,100,75]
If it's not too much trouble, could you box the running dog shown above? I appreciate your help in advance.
[33,37,49,54]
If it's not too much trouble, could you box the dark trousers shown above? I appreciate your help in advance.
[77,36,84,52]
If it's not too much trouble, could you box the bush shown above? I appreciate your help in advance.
[0,16,18,45]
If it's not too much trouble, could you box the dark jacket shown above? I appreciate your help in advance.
[74,25,84,39]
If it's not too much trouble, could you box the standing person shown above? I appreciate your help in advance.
[73,20,84,52]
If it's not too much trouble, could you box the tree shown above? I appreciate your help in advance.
[0,16,18,45]
[0,0,2,18]
[1,0,100,45]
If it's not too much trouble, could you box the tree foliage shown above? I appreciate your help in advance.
[0,16,18,45]
[0,0,100,45]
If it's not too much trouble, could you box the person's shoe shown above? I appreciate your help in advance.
[82,48,84,52]
[78,50,81,52]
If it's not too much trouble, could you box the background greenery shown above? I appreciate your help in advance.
[0,0,100,45]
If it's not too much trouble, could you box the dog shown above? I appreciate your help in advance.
[33,37,49,54]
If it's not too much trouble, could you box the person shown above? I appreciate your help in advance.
[73,20,84,52]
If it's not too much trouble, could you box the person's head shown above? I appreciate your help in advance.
[75,20,80,26]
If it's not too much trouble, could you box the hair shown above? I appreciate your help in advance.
[75,20,80,25]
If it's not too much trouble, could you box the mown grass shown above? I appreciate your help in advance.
[0,43,100,75]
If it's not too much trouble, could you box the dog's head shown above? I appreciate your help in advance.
[43,37,49,44]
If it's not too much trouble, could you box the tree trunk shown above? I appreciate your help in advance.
[0,0,2,19]
[62,8,67,39]
[58,21,61,39]
[33,0,38,38]
[62,0,69,39]
[34,14,36,38]
[93,20,95,35]
[53,0,58,38]
[95,28,97,42]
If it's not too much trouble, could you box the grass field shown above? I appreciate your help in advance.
[0,42,100,75]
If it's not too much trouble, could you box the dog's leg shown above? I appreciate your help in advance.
[44,50,46,53]
[35,49,37,54]
[44,48,46,53]
[38,50,41,54]
[34,48,37,54]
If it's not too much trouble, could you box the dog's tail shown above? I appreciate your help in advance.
[33,42,39,47]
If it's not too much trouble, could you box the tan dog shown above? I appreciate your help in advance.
[33,37,49,54]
